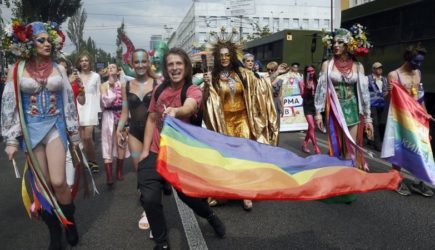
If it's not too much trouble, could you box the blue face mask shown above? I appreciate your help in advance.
[409,54,424,70]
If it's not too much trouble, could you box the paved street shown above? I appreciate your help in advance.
[1,130,435,250]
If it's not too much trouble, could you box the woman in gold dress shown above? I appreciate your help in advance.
[203,34,278,211]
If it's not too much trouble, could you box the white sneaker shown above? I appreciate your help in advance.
[138,211,149,230]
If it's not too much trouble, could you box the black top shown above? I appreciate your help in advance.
[126,80,157,127]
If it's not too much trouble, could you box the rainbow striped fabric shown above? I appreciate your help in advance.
[382,82,435,184]
[157,116,401,200]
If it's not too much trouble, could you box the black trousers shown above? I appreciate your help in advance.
[137,152,213,244]
[370,106,386,148]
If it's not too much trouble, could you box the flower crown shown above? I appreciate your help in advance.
[1,19,65,59]
[322,23,372,56]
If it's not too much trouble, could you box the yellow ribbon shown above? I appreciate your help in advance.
[21,162,31,218]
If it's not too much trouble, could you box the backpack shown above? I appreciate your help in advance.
[153,81,203,126]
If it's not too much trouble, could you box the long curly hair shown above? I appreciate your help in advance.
[161,47,192,87]
[211,41,246,91]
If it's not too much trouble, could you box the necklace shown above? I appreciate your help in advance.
[220,70,237,97]
[334,57,353,82]
[26,59,53,87]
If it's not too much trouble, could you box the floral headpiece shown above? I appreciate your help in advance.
[1,19,66,59]
[322,23,372,56]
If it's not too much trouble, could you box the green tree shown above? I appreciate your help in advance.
[246,22,272,41]
[67,7,86,53]
[115,20,125,65]
[11,0,82,24]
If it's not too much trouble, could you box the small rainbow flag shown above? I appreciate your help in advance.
[381,82,435,184]
[157,116,401,201]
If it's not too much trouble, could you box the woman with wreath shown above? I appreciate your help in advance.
[314,25,374,203]
[1,21,80,249]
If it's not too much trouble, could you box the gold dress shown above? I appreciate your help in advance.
[204,67,278,145]
[220,76,251,139]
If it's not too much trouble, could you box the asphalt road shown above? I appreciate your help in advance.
[1,130,435,250]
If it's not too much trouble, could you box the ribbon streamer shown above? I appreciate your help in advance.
[12,159,21,178]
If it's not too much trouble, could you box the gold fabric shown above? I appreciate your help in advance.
[220,78,251,138]
[203,67,278,145]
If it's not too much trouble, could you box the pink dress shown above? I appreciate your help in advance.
[101,81,128,159]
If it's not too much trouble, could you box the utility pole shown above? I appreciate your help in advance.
[330,0,333,31]
[239,15,243,42]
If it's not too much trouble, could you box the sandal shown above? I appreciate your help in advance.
[242,200,253,211]
[138,211,150,230]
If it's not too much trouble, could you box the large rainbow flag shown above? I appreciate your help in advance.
[157,116,401,200]
[381,82,435,184]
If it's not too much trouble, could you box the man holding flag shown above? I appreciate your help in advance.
[138,48,225,250]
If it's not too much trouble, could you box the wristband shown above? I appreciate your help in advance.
[364,117,373,124]
[122,100,128,107]
[6,138,19,147]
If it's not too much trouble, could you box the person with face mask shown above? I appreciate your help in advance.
[385,43,434,197]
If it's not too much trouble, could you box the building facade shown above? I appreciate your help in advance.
[347,0,375,8]
[170,0,339,55]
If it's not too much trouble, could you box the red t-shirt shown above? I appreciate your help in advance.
[148,84,202,153]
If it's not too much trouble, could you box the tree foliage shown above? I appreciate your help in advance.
[67,7,86,53]
[11,0,82,24]
[246,22,272,41]
[115,20,125,65]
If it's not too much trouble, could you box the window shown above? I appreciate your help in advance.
[208,16,217,28]
[273,18,279,31]
[292,18,299,28]
[283,18,289,29]
[198,16,206,28]
[198,32,206,43]
[323,19,330,29]
[314,19,320,29]
[263,17,270,27]
[302,19,309,29]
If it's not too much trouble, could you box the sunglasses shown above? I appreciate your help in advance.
[35,37,52,44]
[267,69,276,72]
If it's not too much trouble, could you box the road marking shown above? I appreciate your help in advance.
[174,190,209,250]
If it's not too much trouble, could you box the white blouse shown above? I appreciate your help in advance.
[76,71,101,126]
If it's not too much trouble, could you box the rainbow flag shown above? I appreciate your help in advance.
[381,82,435,184]
[157,116,401,200]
